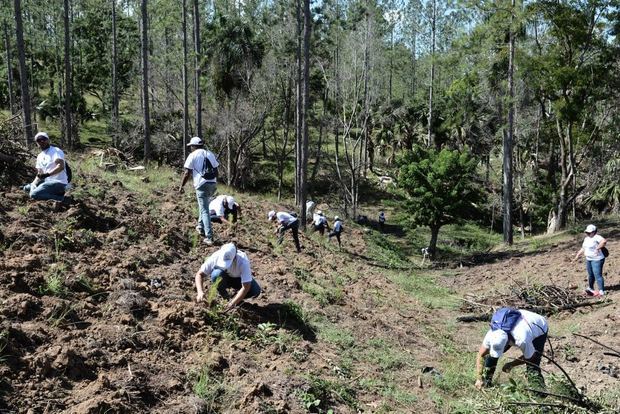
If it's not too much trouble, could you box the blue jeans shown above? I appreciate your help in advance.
[210,268,261,300]
[586,259,605,292]
[195,182,216,239]
[24,181,66,201]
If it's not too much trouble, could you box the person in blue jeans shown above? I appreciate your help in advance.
[194,243,261,311]
[574,224,607,297]
[179,137,219,245]
[22,132,69,202]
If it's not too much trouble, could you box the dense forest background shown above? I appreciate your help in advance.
[1,0,619,246]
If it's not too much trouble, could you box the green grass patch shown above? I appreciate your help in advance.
[387,270,458,310]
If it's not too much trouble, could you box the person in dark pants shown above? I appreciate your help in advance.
[328,216,343,249]
[312,210,329,235]
[194,243,261,311]
[378,211,386,232]
[210,195,240,224]
[268,210,301,253]
[475,309,548,390]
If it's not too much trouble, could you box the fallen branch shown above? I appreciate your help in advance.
[573,333,620,357]
[505,401,568,409]
[524,388,582,404]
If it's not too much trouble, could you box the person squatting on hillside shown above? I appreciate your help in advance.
[312,210,330,235]
[475,308,548,390]
[574,224,607,297]
[210,195,240,224]
[22,132,69,202]
[328,216,343,249]
[179,137,219,246]
[194,242,261,311]
[268,210,301,253]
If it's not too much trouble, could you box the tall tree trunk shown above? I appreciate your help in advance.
[3,19,15,114]
[362,3,370,178]
[182,0,189,162]
[193,0,202,138]
[112,0,119,147]
[294,0,302,205]
[63,0,72,148]
[427,0,436,148]
[503,0,515,245]
[299,0,311,228]
[13,0,32,145]
[141,0,151,160]
[429,224,440,258]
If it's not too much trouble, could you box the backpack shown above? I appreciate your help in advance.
[289,212,298,218]
[65,161,72,183]
[490,308,521,338]
[201,151,218,181]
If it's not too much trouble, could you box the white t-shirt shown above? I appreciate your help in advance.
[36,146,68,185]
[482,309,548,359]
[333,220,343,232]
[582,235,605,261]
[209,195,227,217]
[313,214,327,226]
[199,250,253,283]
[276,212,297,225]
[183,148,219,189]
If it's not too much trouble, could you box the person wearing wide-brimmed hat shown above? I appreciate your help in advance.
[178,136,219,245]
[574,224,607,297]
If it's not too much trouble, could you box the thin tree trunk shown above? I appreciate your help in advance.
[503,0,515,245]
[426,0,436,148]
[299,0,311,228]
[362,3,370,178]
[182,0,189,162]
[429,224,440,258]
[63,0,72,148]
[141,0,151,160]
[13,0,32,145]
[3,19,16,114]
[294,0,302,205]
[112,0,119,147]
[193,0,202,138]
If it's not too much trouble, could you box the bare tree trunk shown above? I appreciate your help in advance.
[503,0,515,245]
[3,19,16,114]
[362,4,370,178]
[63,0,72,148]
[13,0,32,145]
[193,0,202,138]
[426,0,436,148]
[141,0,151,160]
[182,0,189,162]
[112,0,119,147]
[294,0,302,205]
[299,0,311,229]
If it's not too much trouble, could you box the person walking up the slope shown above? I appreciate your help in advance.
[312,210,329,235]
[475,308,548,390]
[178,137,219,246]
[268,210,301,253]
[574,224,607,297]
[328,216,343,249]
[194,242,261,311]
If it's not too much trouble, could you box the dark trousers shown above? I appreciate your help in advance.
[328,230,342,247]
[313,223,326,235]
[278,220,301,252]
[483,333,547,388]
[210,269,261,300]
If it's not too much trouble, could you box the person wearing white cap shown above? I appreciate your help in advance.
[311,210,329,235]
[178,136,219,245]
[194,242,261,310]
[209,194,240,224]
[475,308,548,389]
[268,210,301,252]
[328,216,343,249]
[574,224,607,296]
[22,132,70,202]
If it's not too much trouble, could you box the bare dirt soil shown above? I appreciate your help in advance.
[1,152,618,413]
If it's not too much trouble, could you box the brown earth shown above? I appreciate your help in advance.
[1,154,618,413]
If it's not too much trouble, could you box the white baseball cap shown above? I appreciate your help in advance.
[317,210,322,215]
[486,330,509,358]
[334,216,340,221]
[34,131,49,141]
[215,243,237,270]
[585,224,597,233]
[268,210,276,220]
[226,196,235,206]
[187,136,203,146]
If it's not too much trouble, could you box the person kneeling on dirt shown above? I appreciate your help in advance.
[475,308,548,390]
[328,216,343,249]
[194,242,261,311]
[22,132,69,202]
[268,210,301,253]
[312,210,329,235]
[209,195,240,224]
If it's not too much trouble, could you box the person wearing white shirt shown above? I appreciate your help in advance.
[475,309,548,389]
[22,132,69,202]
[268,210,301,252]
[178,137,219,245]
[328,216,343,249]
[312,210,330,235]
[574,224,607,296]
[194,243,261,311]
[209,195,240,224]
